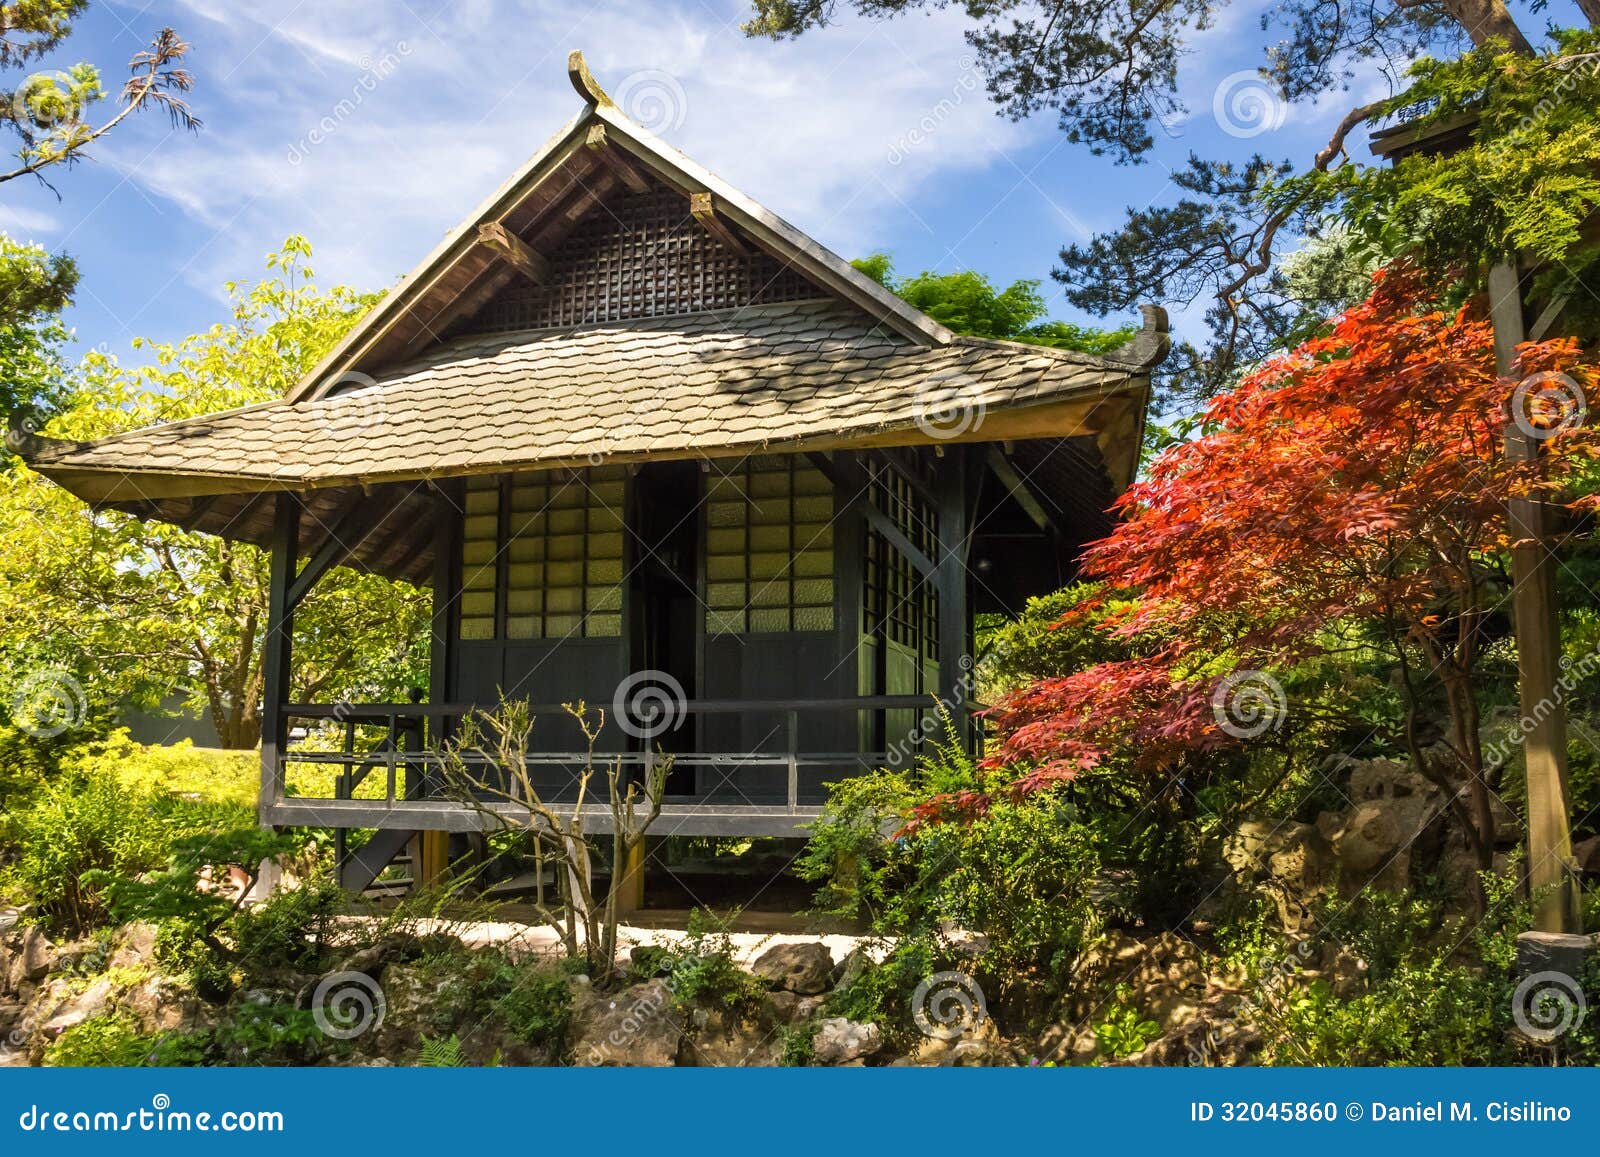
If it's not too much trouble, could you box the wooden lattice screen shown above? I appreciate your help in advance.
[452,188,825,336]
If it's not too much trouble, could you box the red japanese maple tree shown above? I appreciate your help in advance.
[937,270,1598,874]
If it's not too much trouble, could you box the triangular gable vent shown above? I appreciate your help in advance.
[446,180,828,340]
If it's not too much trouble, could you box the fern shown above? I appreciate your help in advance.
[417,1034,465,1067]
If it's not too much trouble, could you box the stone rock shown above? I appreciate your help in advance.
[108,924,159,971]
[40,976,114,1035]
[121,976,204,1035]
[937,920,991,961]
[10,927,54,991]
[1515,931,1595,980]
[1224,821,1334,931]
[1324,758,1446,894]
[751,942,834,995]
[1574,835,1600,877]
[811,1017,881,1064]
[570,980,685,1067]
[765,990,801,1024]
[679,1006,781,1067]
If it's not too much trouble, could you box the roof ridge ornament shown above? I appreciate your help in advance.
[568,50,614,107]
[1116,304,1171,370]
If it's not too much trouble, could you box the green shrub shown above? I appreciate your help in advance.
[492,967,573,1047]
[822,934,939,1052]
[209,1002,332,1066]
[42,1012,157,1067]
[909,799,1102,1009]
[1254,873,1598,1066]
[1094,990,1162,1060]
[75,732,259,809]
[653,910,765,1012]
[1,768,172,933]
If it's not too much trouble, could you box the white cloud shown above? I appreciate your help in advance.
[0,203,59,237]
[107,0,1040,303]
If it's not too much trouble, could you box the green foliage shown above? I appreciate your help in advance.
[1284,33,1600,321]
[977,583,1143,697]
[417,1035,466,1067]
[822,934,939,1052]
[1094,990,1162,1059]
[1251,874,1600,1066]
[0,234,75,417]
[0,240,428,748]
[90,826,316,994]
[397,946,574,1056]
[209,1002,332,1066]
[850,254,1135,353]
[652,910,766,1012]
[42,1012,156,1067]
[912,799,1102,1005]
[795,769,919,925]
[491,968,574,1047]
[0,762,174,933]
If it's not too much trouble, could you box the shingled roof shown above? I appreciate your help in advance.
[19,52,1166,569]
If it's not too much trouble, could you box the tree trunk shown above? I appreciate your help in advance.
[1577,0,1600,30]
[1439,0,1532,53]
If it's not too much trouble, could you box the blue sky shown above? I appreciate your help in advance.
[0,0,1564,363]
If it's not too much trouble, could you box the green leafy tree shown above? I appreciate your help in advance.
[1,13,198,189]
[0,232,72,416]
[755,1,1593,403]
[0,239,431,747]
[853,254,1134,353]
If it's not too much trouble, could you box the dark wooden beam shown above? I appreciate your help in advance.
[176,493,222,531]
[287,488,411,610]
[986,445,1061,537]
[584,123,650,193]
[429,479,463,754]
[260,493,300,816]
[806,450,935,578]
[690,191,750,255]
[398,264,517,359]
[935,447,972,745]
[475,221,553,285]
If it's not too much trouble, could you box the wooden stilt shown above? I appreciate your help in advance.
[415,831,450,888]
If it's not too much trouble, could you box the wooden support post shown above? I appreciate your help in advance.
[1489,261,1581,934]
[259,493,299,824]
[935,447,972,746]
[414,831,449,888]
[613,837,646,917]
[428,481,462,759]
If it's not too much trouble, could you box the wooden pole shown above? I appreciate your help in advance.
[935,447,972,747]
[1488,261,1581,933]
[259,493,299,822]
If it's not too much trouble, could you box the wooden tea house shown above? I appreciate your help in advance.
[21,54,1167,893]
